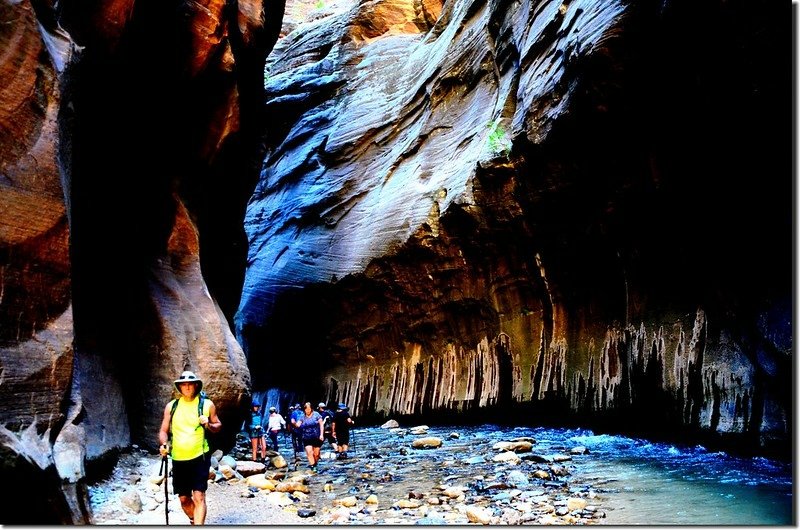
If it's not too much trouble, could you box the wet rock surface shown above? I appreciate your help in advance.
[90,424,612,525]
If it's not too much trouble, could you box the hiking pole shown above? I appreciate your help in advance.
[292,432,301,471]
[159,453,170,525]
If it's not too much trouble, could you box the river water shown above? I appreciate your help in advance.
[556,430,792,525]
[317,423,793,525]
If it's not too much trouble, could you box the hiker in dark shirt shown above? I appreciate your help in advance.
[288,404,304,455]
[332,403,355,459]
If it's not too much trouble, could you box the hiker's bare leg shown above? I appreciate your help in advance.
[304,445,315,466]
[179,494,194,523]
[260,436,267,459]
[312,446,321,464]
[251,438,258,461]
[192,490,207,525]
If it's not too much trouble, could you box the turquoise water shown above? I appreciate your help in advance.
[351,425,793,525]
[540,429,793,525]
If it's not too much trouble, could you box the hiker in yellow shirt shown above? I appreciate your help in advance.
[158,371,221,525]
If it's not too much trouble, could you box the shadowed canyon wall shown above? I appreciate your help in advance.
[237,0,790,455]
[0,1,81,522]
[0,0,285,523]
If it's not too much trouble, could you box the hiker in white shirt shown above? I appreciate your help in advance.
[266,407,287,451]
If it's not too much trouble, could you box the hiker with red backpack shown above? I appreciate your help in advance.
[158,371,222,525]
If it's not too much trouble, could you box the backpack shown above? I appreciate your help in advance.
[322,410,333,433]
[168,391,207,442]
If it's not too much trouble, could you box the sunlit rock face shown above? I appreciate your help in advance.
[240,0,789,453]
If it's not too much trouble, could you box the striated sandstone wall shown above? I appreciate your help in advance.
[238,0,789,453]
[0,0,73,454]
[0,0,285,523]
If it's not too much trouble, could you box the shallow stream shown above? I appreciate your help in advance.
[297,424,792,525]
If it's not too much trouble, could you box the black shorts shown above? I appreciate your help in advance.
[171,453,210,497]
[336,431,350,445]
[249,427,263,438]
[303,436,322,448]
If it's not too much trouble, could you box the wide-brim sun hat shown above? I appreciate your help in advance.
[174,370,203,392]
[269,407,277,412]
[337,403,347,410]
[318,402,326,408]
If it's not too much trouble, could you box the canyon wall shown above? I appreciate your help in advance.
[238,0,790,453]
[0,0,285,522]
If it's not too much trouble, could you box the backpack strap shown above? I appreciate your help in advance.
[168,399,179,442]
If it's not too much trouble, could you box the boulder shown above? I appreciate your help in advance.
[411,437,442,449]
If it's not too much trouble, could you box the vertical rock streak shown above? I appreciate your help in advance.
[325,307,758,437]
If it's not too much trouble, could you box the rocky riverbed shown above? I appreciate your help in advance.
[89,422,619,525]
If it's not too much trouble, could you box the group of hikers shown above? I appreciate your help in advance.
[248,400,355,472]
[158,370,355,525]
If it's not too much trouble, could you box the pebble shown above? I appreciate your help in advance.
[90,424,614,526]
